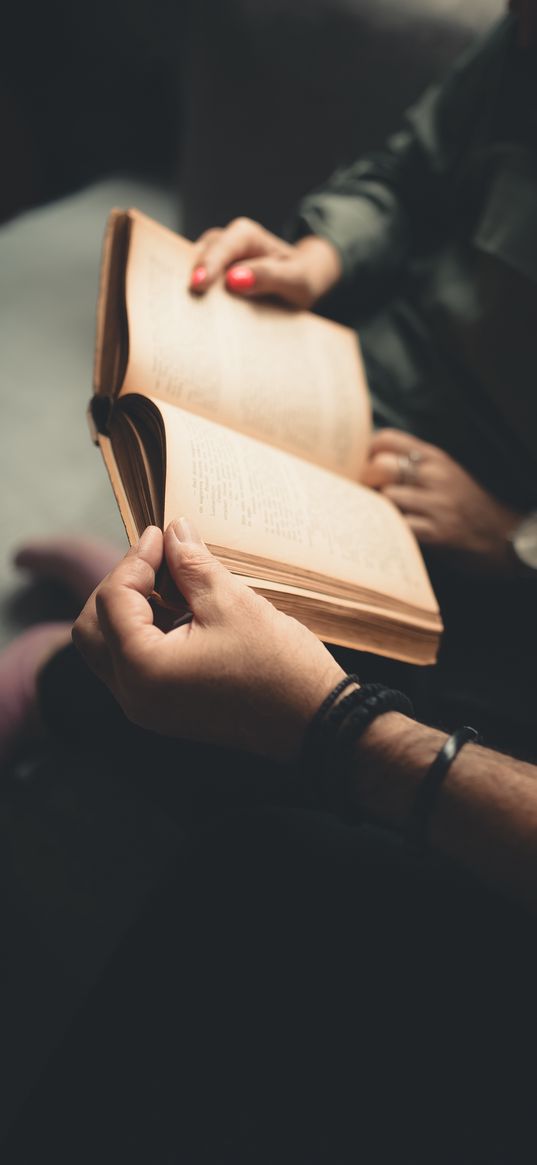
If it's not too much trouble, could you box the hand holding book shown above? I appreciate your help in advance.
[73,520,345,761]
[189,216,342,307]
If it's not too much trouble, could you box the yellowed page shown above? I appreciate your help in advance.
[121,210,370,479]
[240,579,440,662]
[234,577,441,631]
[156,399,439,614]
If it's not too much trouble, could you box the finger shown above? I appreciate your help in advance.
[381,485,431,514]
[164,518,244,625]
[192,227,222,253]
[190,228,222,291]
[71,593,114,685]
[363,451,430,491]
[405,516,437,544]
[368,429,435,459]
[362,452,401,489]
[225,256,312,308]
[93,526,165,659]
[191,218,282,292]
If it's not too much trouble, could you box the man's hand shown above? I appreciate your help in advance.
[72,520,344,761]
[363,429,522,574]
[189,216,342,308]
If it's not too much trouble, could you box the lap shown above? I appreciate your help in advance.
[15,645,535,1160]
[5,802,537,1163]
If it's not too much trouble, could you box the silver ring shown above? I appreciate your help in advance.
[397,450,423,486]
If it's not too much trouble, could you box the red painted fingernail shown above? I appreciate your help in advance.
[191,265,207,290]
[226,265,256,292]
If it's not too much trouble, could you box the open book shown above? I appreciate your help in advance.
[89,208,442,664]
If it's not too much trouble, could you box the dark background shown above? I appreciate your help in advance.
[0,0,503,234]
[0,0,182,224]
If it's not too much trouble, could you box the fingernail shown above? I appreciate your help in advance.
[226,265,256,292]
[191,265,207,290]
[172,517,202,544]
[137,527,155,552]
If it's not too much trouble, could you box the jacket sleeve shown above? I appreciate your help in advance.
[289,17,512,315]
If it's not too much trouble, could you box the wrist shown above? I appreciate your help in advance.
[301,681,414,819]
[488,506,524,575]
[507,509,537,577]
[295,235,342,302]
[448,511,523,577]
[283,660,348,763]
[351,714,447,830]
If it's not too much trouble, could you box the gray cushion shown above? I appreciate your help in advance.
[0,177,178,648]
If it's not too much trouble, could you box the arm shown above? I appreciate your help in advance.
[187,21,512,312]
[291,18,512,314]
[72,519,537,912]
[355,713,537,914]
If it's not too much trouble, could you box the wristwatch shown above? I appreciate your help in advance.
[509,510,537,575]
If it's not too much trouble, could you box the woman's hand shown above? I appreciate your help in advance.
[72,519,345,761]
[363,429,522,574]
[189,216,342,308]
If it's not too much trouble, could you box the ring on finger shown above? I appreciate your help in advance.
[397,450,423,486]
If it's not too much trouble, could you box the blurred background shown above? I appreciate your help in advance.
[0,0,505,231]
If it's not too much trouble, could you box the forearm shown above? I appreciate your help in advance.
[353,713,537,912]
[291,161,412,314]
[289,20,510,312]
[294,234,343,302]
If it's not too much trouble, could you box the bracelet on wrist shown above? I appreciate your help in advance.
[301,678,414,821]
[407,725,479,856]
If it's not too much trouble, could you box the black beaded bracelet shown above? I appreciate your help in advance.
[302,679,414,821]
[407,725,479,856]
[301,676,358,809]
[311,674,361,724]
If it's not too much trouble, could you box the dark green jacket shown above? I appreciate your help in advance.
[294,16,537,509]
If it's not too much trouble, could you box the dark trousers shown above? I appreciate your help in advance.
[2,645,537,1163]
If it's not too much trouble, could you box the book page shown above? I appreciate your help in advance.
[155,399,438,613]
[121,210,370,479]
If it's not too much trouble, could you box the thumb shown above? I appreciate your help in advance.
[226,257,313,308]
[164,518,237,623]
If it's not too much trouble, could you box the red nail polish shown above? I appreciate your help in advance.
[191,265,207,290]
[226,266,256,292]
